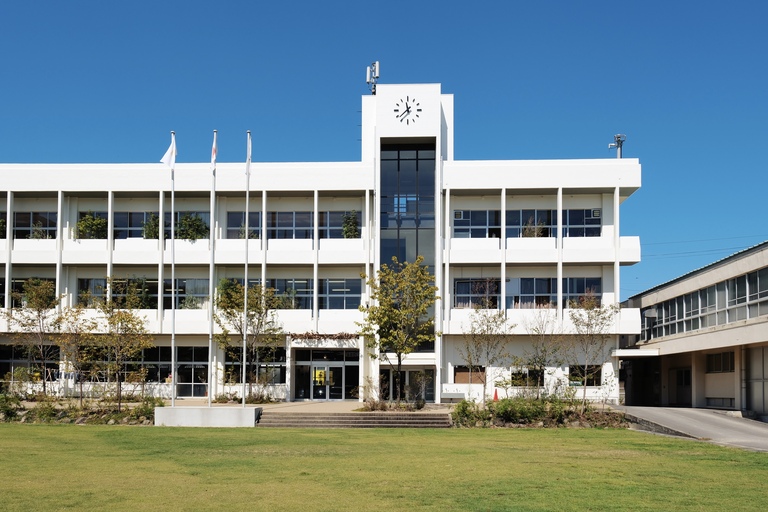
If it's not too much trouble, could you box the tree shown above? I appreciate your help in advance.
[94,279,154,411]
[54,303,98,407]
[457,279,513,407]
[566,294,618,413]
[75,211,108,239]
[522,306,565,399]
[142,212,161,239]
[459,293,513,407]
[358,255,439,404]
[213,279,285,398]
[176,213,209,241]
[341,210,360,239]
[7,278,60,395]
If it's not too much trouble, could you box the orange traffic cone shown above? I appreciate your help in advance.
[493,389,499,401]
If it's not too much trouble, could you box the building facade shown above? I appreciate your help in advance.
[620,242,768,417]
[0,83,642,403]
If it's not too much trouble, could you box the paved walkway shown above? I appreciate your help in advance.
[617,406,768,453]
[169,398,452,414]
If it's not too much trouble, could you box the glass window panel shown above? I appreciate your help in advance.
[470,210,487,225]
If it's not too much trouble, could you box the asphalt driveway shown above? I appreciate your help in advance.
[619,406,768,453]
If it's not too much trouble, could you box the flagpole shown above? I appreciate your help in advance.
[208,130,217,408]
[161,131,178,408]
[242,130,251,407]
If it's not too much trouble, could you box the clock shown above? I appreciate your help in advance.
[393,96,421,125]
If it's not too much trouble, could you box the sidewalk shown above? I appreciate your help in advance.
[169,398,452,414]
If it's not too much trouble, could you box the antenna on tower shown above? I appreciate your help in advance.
[366,61,380,95]
[608,134,626,158]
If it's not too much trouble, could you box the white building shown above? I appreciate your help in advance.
[0,82,642,403]
[620,241,768,417]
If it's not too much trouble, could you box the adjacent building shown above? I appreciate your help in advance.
[0,83,642,403]
[620,241,768,417]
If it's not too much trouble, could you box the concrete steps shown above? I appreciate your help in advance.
[257,411,452,428]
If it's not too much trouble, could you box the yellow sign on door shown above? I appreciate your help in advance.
[313,369,326,385]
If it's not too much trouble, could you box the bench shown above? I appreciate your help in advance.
[441,392,466,402]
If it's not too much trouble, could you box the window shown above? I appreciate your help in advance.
[318,278,361,309]
[454,278,500,308]
[267,278,313,309]
[226,211,260,239]
[109,278,159,309]
[14,211,57,239]
[78,278,107,305]
[563,209,601,237]
[163,211,210,239]
[0,212,6,239]
[642,266,768,342]
[453,210,501,238]
[563,277,602,307]
[114,211,158,239]
[569,365,602,387]
[706,352,735,373]
[454,366,485,384]
[266,211,313,239]
[506,278,557,309]
[506,209,554,238]
[224,347,287,384]
[163,278,209,309]
[318,211,361,239]
[507,368,545,387]
[76,211,108,239]
[10,277,55,308]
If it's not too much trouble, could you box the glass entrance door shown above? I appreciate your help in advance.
[312,364,343,400]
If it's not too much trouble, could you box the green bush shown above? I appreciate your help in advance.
[491,397,548,424]
[0,394,23,421]
[452,399,492,427]
[29,398,58,423]
[130,396,164,420]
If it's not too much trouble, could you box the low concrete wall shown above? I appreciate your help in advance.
[154,407,262,427]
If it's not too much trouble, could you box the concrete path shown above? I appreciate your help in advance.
[618,406,768,453]
[168,398,452,414]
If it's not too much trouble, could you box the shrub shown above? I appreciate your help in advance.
[129,396,164,420]
[491,397,548,424]
[0,394,23,421]
[452,399,492,427]
[76,211,108,239]
[176,213,209,241]
[29,398,58,423]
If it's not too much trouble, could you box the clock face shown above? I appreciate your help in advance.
[393,96,421,125]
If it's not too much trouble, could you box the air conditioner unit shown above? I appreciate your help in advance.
[590,209,602,219]
[454,210,465,220]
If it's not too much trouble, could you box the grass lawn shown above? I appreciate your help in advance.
[2,425,766,511]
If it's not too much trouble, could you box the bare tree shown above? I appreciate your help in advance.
[459,279,512,407]
[566,294,618,413]
[522,305,565,399]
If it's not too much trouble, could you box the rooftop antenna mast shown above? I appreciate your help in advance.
[366,61,380,95]
[608,134,626,158]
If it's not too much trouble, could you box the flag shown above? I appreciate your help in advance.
[161,132,176,169]
[246,130,252,176]
[210,130,218,172]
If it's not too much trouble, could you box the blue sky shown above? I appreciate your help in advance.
[1,1,766,299]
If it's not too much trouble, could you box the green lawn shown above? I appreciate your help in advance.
[2,425,766,511]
